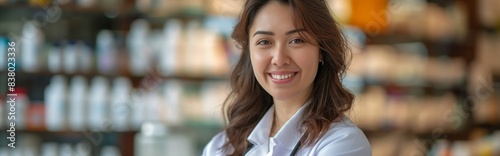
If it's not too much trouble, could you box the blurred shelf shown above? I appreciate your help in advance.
[472,123,500,131]
[0,2,210,21]
[363,127,471,141]
[0,70,229,81]
[140,8,207,19]
[481,25,500,34]
[493,75,500,83]
[361,77,467,93]
[0,3,138,17]
[15,129,137,133]
[366,33,471,52]
[184,119,223,129]
[361,118,500,139]
[6,120,223,134]
[365,33,423,45]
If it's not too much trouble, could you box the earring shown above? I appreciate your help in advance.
[320,60,324,66]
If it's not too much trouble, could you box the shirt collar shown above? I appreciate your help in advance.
[247,105,274,146]
[247,102,309,150]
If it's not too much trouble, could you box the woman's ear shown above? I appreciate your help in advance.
[319,52,324,66]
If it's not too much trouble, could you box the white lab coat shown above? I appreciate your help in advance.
[203,104,372,156]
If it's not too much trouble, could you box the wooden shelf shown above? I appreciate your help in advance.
[0,2,138,16]
[0,70,228,81]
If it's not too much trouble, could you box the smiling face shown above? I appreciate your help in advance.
[249,1,320,104]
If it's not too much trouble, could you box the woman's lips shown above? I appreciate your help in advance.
[268,71,298,84]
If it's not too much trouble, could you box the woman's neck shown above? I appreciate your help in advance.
[270,94,309,137]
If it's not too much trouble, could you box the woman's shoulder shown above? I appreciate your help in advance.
[321,115,369,141]
[202,131,232,156]
[308,116,372,155]
[329,115,360,130]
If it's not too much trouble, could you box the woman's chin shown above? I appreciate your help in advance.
[270,92,296,102]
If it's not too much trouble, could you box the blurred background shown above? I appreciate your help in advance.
[0,0,499,155]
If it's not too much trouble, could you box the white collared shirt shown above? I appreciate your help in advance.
[203,104,372,156]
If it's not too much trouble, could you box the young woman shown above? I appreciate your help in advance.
[203,0,371,155]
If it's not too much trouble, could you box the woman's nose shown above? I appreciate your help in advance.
[271,44,290,66]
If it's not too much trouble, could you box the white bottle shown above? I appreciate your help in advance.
[145,91,161,122]
[59,143,75,156]
[69,76,87,131]
[22,145,36,156]
[162,80,183,124]
[10,146,21,156]
[48,45,62,73]
[88,76,109,131]
[110,77,132,131]
[200,81,227,123]
[160,19,182,76]
[130,90,145,131]
[100,146,121,156]
[0,147,9,156]
[96,30,116,74]
[201,30,228,76]
[183,20,203,76]
[21,21,44,72]
[149,29,164,69]
[127,19,151,76]
[45,75,67,131]
[77,41,93,73]
[41,142,59,156]
[165,133,194,156]
[63,43,78,73]
[134,122,168,156]
[75,141,91,156]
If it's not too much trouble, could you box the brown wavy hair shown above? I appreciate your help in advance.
[222,0,354,155]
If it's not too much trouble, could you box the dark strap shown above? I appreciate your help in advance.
[244,141,301,156]
[290,141,301,156]
[244,143,254,155]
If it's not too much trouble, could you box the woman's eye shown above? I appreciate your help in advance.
[257,40,271,45]
[290,38,304,44]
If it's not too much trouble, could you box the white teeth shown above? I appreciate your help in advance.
[271,73,295,80]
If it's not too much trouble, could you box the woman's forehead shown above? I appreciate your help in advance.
[249,2,298,35]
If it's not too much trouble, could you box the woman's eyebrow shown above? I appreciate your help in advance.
[253,31,274,37]
[285,29,305,35]
[252,29,305,37]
